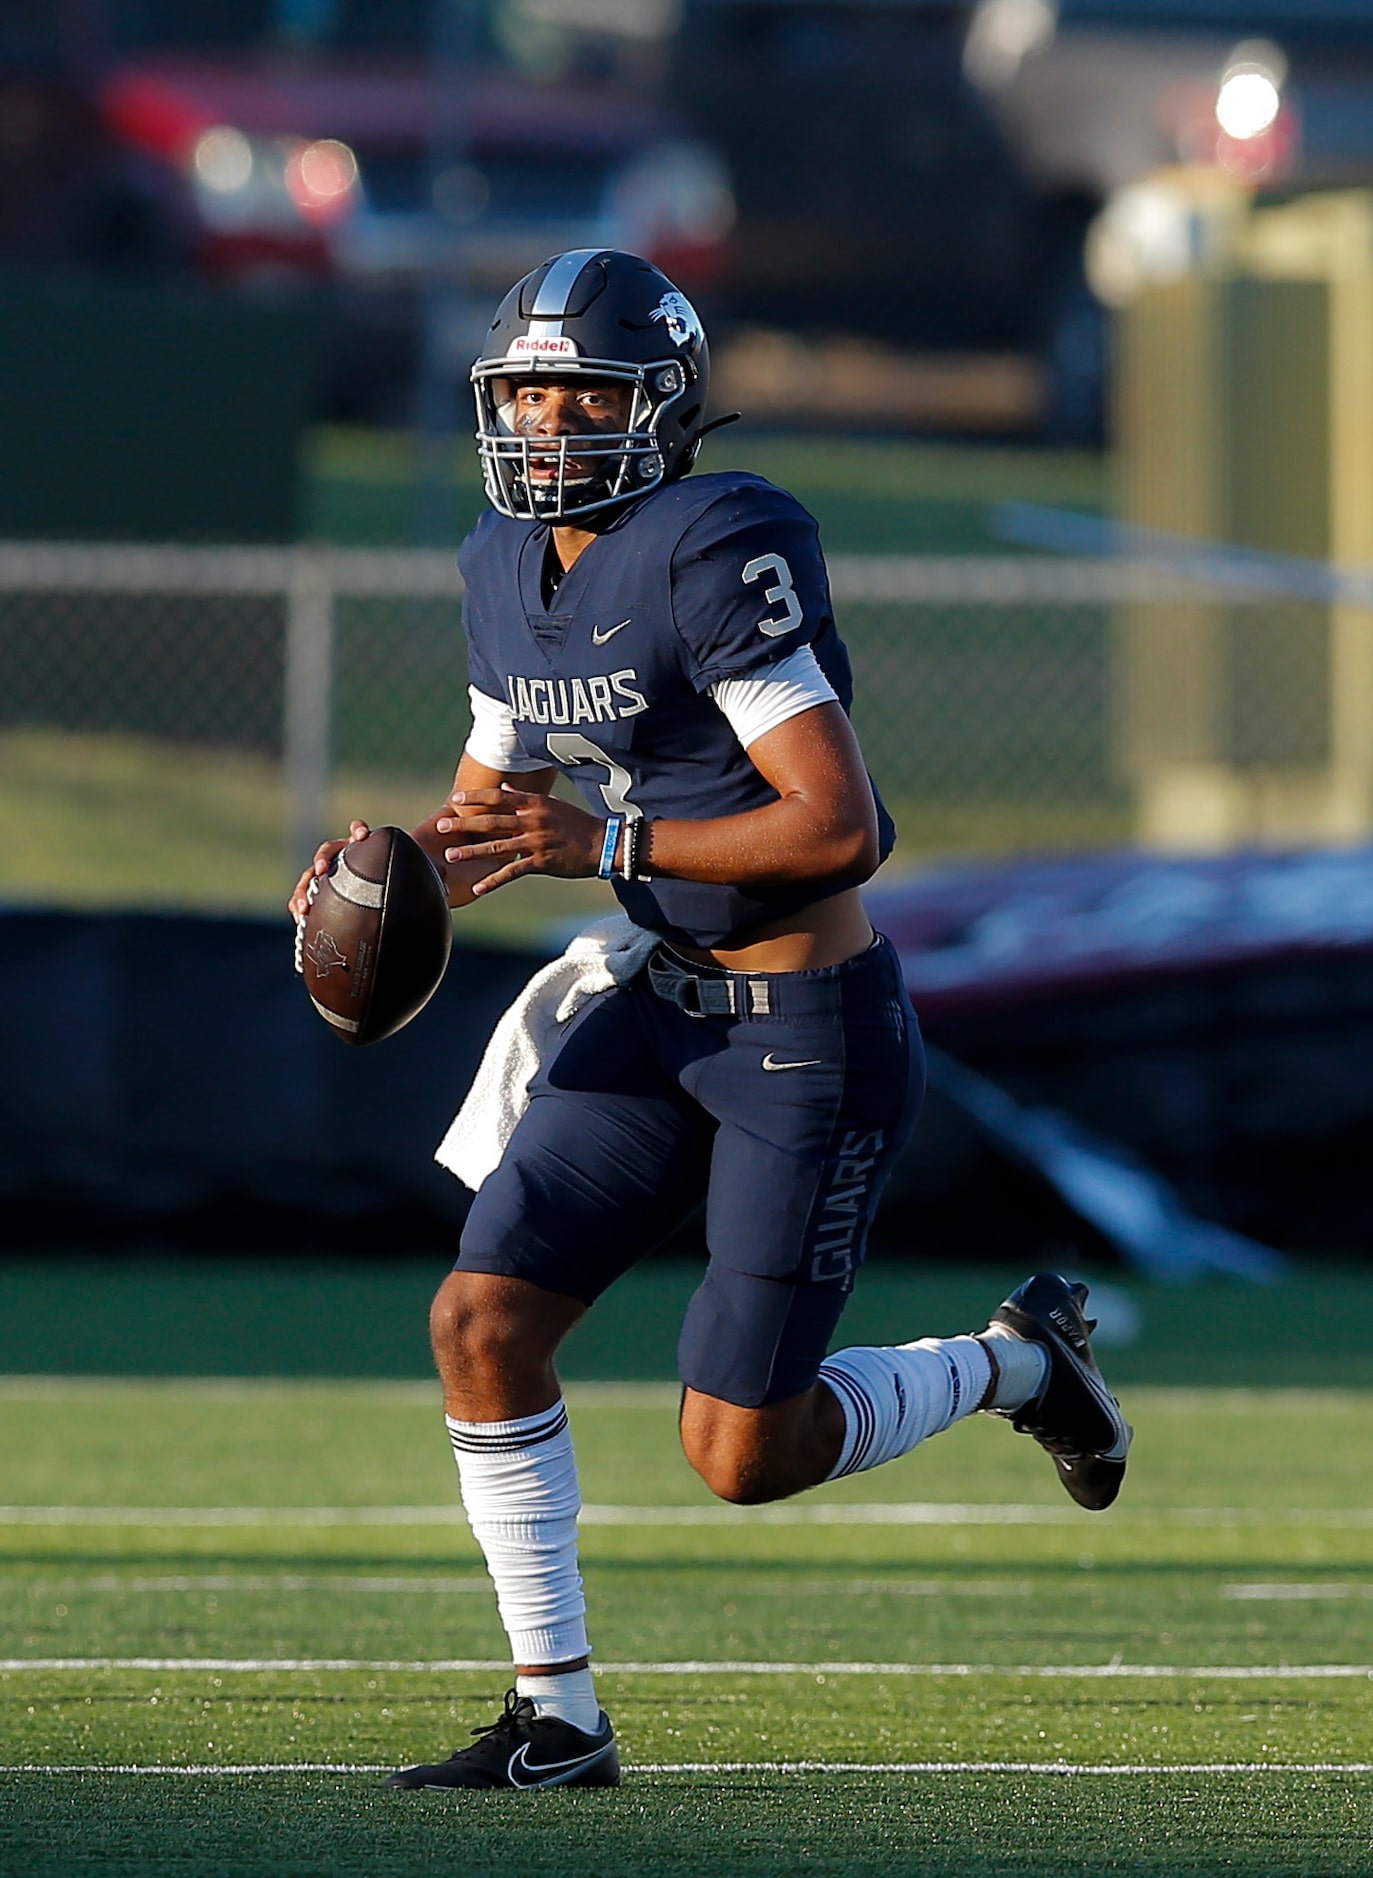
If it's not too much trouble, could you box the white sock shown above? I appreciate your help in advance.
[979,1324,1051,1410]
[445,1400,589,1670]
[515,1667,602,1735]
[819,1336,992,1479]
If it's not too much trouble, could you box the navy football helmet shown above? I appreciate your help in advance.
[472,248,711,522]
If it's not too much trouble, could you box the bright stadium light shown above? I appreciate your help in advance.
[1086,179,1195,307]
[194,126,254,193]
[1216,69,1281,142]
[963,0,1058,90]
[1216,41,1287,142]
[285,138,359,221]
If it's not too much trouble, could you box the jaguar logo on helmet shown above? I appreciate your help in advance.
[650,291,703,352]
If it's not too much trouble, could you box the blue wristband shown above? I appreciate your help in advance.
[598,814,624,880]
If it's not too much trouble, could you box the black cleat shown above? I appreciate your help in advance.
[385,1688,620,1791]
[982,1272,1133,1512]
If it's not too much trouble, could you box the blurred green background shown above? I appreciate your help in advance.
[6,1257,1369,1388]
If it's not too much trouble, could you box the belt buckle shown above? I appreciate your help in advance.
[679,974,707,1018]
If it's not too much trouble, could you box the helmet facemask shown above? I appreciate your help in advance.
[472,356,698,523]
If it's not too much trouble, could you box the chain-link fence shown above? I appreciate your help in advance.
[0,540,1358,917]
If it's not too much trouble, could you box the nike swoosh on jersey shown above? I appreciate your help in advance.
[591,619,631,645]
[505,1739,612,1788]
[761,1053,823,1072]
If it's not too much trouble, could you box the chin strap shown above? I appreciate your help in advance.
[698,412,742,441]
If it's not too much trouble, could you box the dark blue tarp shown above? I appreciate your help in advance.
[7,851,1373,1256]
[5,910,538,1246]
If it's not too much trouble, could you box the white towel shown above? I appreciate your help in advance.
[435,912,659,1191]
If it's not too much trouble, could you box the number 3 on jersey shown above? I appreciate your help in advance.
[546,732,637,817]
[742,552,803,638]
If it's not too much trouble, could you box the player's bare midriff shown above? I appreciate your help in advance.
[673,885,874,975]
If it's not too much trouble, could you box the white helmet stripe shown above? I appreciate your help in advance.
[528,248,605,327]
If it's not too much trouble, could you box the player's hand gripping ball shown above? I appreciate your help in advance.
[294,826,452,1045]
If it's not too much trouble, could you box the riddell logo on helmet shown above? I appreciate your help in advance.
[508,335,580,359]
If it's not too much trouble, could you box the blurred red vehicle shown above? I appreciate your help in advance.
[92,51,731,413]
[98,58,733,297]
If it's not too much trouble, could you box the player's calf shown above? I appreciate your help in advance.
[679,1384,848,1503]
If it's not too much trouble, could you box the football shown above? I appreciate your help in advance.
[295,825,452,1046]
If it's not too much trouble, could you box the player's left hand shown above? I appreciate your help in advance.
[437,786,607,895]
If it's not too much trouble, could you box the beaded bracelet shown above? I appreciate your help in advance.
[620,814,640,883]
[620,814,652,883]
[597,814,625,880]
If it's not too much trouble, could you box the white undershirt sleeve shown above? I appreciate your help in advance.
[463,685,553,773]
[709,644,839,749]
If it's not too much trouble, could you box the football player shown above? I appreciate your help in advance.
[289,249,1131,1791]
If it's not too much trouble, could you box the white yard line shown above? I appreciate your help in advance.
[632,1759,1373,1774]
[593,1504,1080,1526]
[5,1502,1373,1527]
[3,1657,1370,1679]
[0,1378,436,1402]
[67,1572,1029,1598]
[0,1505,467,1527]
[1224,1584,1373,1600]
[3,1760,1372,1777]
[80,1575,493,1594]
[0,1377,679,1406]
[0,1503,1067,1527]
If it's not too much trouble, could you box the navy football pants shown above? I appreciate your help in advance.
[456,934,925,1406]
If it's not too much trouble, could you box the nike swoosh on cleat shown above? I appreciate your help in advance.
[505,1741,612,1788]
[591,620,631,646]
[761,1053,823,1072]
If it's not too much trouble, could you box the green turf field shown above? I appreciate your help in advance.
[7,1259,1373,1391]
[0,726,617,944]
[2,426,1119,923]
[303,427,1106,555]
[2,429,1115,924]
[3,1263,1373,1875]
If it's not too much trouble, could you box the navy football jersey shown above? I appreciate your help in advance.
[458,470,895,948]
